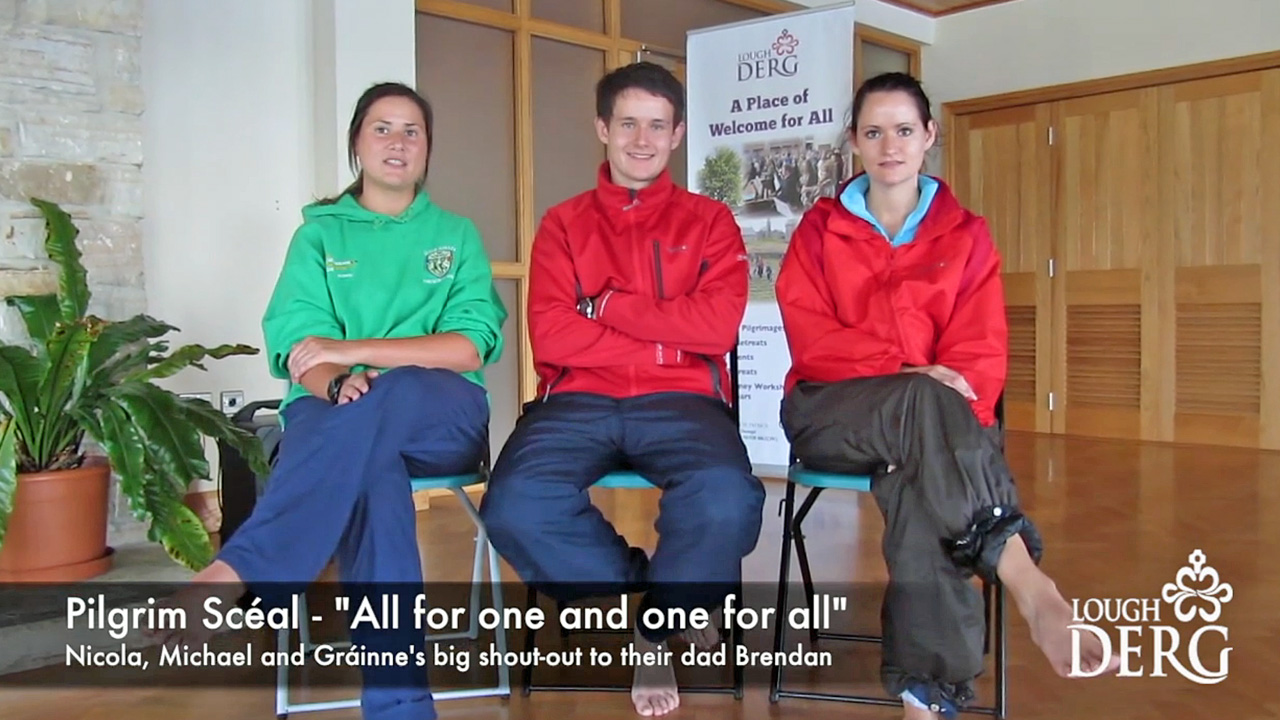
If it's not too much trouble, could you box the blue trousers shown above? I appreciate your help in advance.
[217,367,488,720]
[480,391,765,642]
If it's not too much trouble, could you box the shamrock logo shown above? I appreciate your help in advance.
[1161,549,1233,623]
[773,30,799,56]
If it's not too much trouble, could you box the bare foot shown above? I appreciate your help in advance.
[631,629,679,716]
[1024,582,1119,677]
[147,560,246,649]
[997,537,1120,678]
[681,606,721,650]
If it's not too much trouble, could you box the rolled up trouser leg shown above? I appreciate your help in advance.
[781,373,1043,713]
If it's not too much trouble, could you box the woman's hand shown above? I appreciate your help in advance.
[288,337,353,382]
[334,369,380,405]
[902,364,977,401]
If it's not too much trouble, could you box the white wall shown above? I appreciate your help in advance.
[925,0,1280,104]
[793,0,935,44]
[141,0,312,411]
[142,0,416,416]
[320,0,420,195]
[142,0,415,493]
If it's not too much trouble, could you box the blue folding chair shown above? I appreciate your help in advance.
[263,428,510,717]
[520,348,746,699]
[769,396,1008,719]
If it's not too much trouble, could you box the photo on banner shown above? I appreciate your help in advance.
[685,3,856,470]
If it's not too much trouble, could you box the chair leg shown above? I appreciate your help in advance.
[770,481,797,703]
[467,530,484,639]
[791,487,824,645]
[429,487,511,700]
[275,624,290,718]
[522,584,538,696]
[995,583,1007,720]
[983,580,993,656]
[487,535,511,695]
[298,591,312,651]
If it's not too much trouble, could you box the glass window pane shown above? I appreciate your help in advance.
[861,41,911,81]
[531,0,604,33]
[621,0,765,52]
[532,37,606,225]
[416,14,518,262]
[486,279,521,467]
[452,0,512,12]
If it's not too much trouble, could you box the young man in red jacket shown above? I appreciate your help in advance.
[480,62,764,717]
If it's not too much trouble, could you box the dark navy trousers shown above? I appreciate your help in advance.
[217,367,488,720]
[479,391,765,643]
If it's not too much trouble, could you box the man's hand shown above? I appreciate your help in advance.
[333,369,380,405]
[288,337,352,382]
[902,364,977,401]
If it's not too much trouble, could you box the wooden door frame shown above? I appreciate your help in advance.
[941,49,1280,183]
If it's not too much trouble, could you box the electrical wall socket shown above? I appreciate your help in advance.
[220,390,245,414]
[179,392,214,405]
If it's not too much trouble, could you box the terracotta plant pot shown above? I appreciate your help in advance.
[0,458,114,582]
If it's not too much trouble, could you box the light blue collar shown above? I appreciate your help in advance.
[839,174,939,247]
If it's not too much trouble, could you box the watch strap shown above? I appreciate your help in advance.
[327,372,351,404]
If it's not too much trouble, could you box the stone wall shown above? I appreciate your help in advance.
[1,0,147,544]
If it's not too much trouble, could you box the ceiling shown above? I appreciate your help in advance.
[855,0,1021,16]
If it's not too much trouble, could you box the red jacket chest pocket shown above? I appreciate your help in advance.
[650,237,703,299]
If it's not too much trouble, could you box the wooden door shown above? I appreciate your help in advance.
[1158,68,1280,449]
[1050,88,1160,441]
[950,104,1053,433]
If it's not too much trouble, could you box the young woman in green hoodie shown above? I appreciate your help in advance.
[157,82,506,720]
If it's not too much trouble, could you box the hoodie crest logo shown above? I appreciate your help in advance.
[426,248,454,278]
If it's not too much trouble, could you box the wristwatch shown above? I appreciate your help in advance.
[327,372,351,404]
[577,296,596,319]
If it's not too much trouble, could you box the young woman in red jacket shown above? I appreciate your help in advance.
[776,72,1118,719]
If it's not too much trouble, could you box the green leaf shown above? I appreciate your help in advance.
[109,384,209,484]
[88,315,178,377]
[79,403,149,526]
[89,395,214,570]
[175,394,269,477]
[0,418,18,546]
[129,342,259,383]
[154,498,214,571]
[29,198,89,323]
[0,345,48,466]
[35,320,99,467]
[4,295,61,343]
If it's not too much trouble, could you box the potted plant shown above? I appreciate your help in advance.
[0,198,269,581]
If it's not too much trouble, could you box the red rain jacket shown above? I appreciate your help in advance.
[776,177,1008,426]
[528,163,748,402]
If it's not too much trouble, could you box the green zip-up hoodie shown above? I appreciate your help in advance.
[262,191,507,411]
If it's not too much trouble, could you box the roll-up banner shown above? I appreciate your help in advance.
[687,2,856,472]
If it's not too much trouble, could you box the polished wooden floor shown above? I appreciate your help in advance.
[3,432,1278,719]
